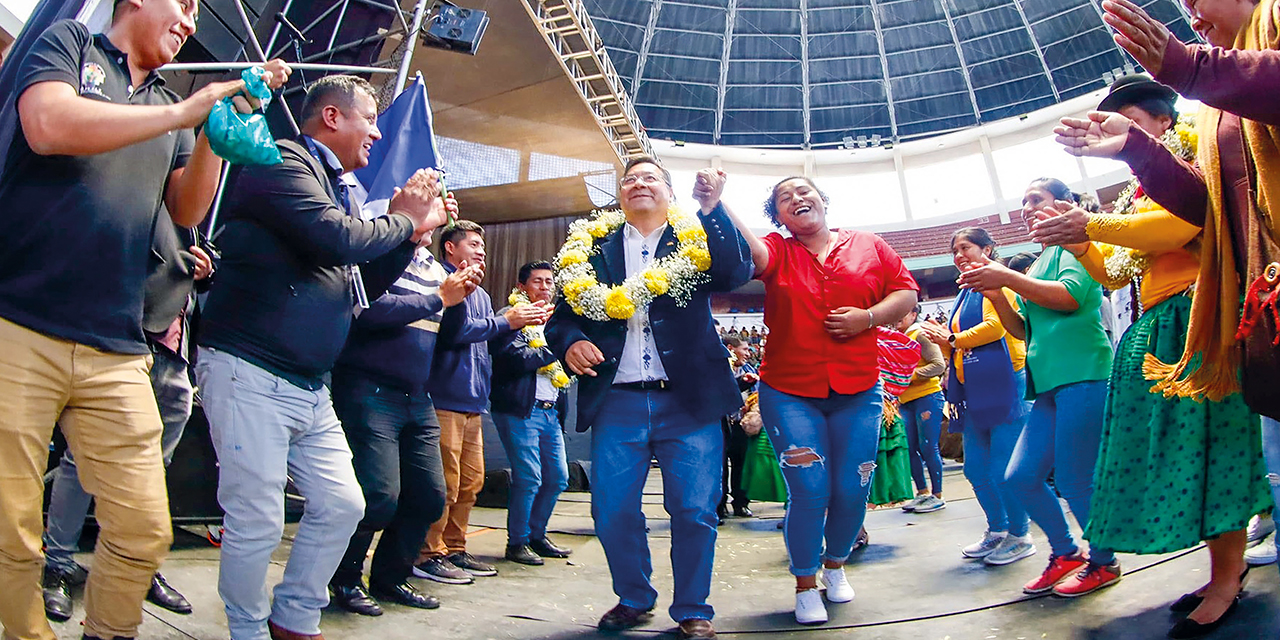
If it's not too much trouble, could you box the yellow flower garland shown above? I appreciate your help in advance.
[507,289,572,389]
[553,205,712,322]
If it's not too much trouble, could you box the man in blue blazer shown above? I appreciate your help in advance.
[546,157,752,640]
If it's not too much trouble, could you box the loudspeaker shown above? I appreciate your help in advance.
[425,2,489,55]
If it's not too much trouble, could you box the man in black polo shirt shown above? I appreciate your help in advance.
[195,74,448,640]
[0,2,289,640]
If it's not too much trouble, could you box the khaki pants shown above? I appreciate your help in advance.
[0,318,171,640]
[418,409,484,559]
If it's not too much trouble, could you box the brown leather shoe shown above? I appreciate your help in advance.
[676,618,716,639]
[268,621,324,640]
[597,603,654,631]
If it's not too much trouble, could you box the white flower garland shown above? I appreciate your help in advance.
[507,289,572,389]
[553,205,712,322]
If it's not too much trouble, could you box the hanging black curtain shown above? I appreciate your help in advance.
[0,0,86,176]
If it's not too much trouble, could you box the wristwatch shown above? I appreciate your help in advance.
[947,333,956,346]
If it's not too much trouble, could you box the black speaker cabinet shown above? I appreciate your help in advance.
[426,3,489,55]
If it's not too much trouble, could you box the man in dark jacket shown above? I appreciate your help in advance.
[412,221,547,583]
[489,261,573,566]
[195,75,444,640]
[545,157,752,640]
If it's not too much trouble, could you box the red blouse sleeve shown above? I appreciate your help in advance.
[758,232,787,282]
[874,234,920,295]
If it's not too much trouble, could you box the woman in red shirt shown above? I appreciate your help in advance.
[701,172,918,625]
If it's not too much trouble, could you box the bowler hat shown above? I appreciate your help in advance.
[1098,74,1178,113]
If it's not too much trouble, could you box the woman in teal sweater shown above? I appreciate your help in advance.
[958,177,1116,599]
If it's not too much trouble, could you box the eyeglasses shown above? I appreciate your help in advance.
[620,173,666,187]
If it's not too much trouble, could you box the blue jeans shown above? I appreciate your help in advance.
[758,382,882,576]
[493,406,568,546]
[902,391,945,495]
[195,348,365,640]
[590,388,722,622]
[44,345,192,575]
[1005,379,1114,565]
[330,372,447,587]
[1262,417,1280,569]
[962,369,1031,537]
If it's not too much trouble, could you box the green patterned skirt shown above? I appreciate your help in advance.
[1086,294,1272,554]
[869,413,914,506]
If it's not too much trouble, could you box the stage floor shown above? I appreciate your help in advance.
[46,463,1279,639]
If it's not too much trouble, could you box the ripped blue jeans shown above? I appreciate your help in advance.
[1262,417,1280,570]
[758,382,883,576]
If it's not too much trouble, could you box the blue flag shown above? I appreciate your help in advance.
[352,74,443,219]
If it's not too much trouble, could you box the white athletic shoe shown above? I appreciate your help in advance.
[795,588,828,625]
[821,567,855,603]
[1247,514,1276,545]
[962,530,1008,558]
[1245,534,1278,566]
[983,534,1037,566]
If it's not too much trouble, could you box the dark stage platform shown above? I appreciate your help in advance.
[44,464,1280,640]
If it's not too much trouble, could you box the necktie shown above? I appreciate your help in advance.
[640,240,654,380]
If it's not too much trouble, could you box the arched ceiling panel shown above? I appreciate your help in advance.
[583,0,1196,147]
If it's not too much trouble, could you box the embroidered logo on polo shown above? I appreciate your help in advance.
[80,62,107,98]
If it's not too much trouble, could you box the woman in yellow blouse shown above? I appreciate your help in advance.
[919,228,1034,567]
[1033,76,1269,634]
[896,305,947,514]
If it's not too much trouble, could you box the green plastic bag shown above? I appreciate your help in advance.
[205,66,282,166]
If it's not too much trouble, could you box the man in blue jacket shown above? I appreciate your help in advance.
[413,221,548,583]
[546,157,752,640]
[489,261,573,566]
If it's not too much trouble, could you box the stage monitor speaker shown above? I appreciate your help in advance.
[425,2,488,55]
[184,0,283,65]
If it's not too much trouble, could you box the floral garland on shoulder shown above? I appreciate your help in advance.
[507,289,572,389]
[1103,115,1198,283]
[553,205,712,322]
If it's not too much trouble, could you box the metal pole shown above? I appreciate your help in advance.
[263,0,296,60]
[204,159,233,236]
[162,62,397,74]
[394,0,431,93]
[327,0,351,55]
[231,0,301,135]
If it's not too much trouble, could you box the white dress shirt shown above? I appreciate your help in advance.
[613,222,669,384]
[534,374,559,402]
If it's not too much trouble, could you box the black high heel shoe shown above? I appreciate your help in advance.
[1167,596,1240,639]
[1169,566,1250,613]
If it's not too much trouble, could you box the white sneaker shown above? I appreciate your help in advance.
[901,495,929,512]
[983,534,1037,566]
[962,530,1008,558]
[821,567,855,603]
[1245,534,1277,566]
[795,588,828,625]
[912,495,947,513]
[1247,514,1276,545]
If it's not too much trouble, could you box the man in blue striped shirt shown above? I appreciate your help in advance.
[326,225,482,615]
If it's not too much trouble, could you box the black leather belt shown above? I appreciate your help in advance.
[533,400,557,410]
[615,380,671,391]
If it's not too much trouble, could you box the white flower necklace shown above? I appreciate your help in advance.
[507,289,572,389]
[553,205,712,322]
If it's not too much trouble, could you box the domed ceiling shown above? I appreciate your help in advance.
[581,0,1198,148]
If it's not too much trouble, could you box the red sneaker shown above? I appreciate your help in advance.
[1023,553,1088,594]
[1052,561,1122,597]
